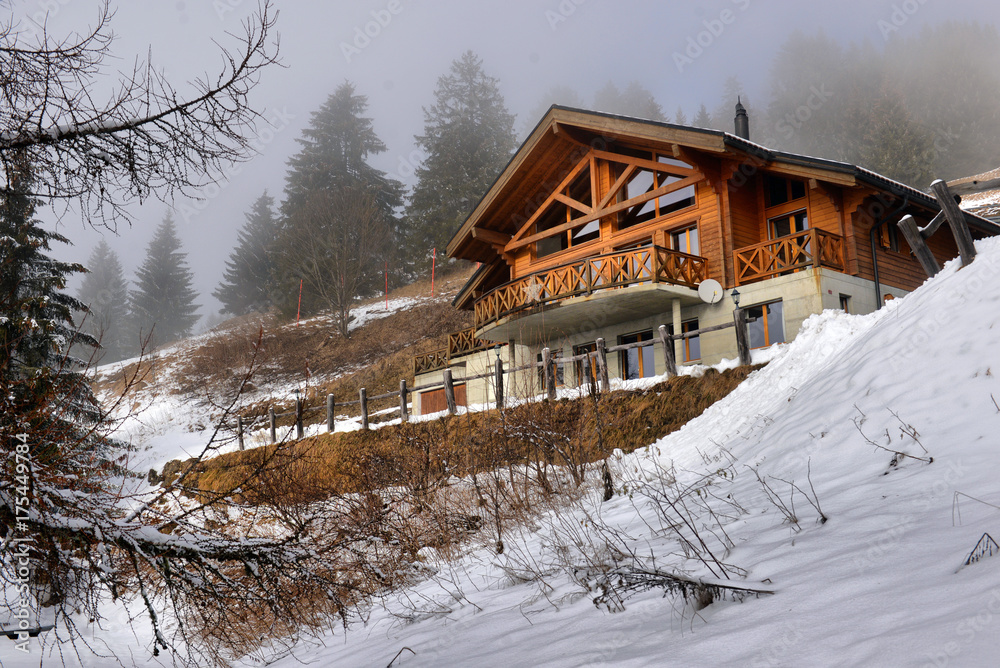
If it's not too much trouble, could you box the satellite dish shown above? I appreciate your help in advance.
[698,279,723,304]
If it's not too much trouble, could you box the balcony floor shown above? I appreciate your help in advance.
[476,282,700,346]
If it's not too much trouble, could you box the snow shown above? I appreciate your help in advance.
[11,241,1000,666]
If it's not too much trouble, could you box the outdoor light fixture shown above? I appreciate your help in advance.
[495,344,502,360]
[731,288,741,308]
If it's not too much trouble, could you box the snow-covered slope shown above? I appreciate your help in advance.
[260,238,1000,668]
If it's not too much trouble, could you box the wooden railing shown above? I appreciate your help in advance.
[413,348,447,375]
[447,326,489,359]
[734,228,845,285]
[474,245,708,330]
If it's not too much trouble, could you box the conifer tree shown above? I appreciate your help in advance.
[214,191,279,316]
[77,240,130,363]
[129,213,200,346]
[407,51,516,259]
[593,80,666,120]
[276,82,403,317]
[692,104,712,128]
[0,156,102,442]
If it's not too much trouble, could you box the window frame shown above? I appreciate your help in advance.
[619,330,656,380]
[744,299,785,349]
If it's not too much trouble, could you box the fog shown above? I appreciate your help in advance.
[8,0,996,326]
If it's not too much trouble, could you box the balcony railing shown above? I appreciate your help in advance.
[734,228,845,285]
[474,244,708,331]
[413,327,490,375]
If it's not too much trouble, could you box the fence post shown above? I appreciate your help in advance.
[295,396,304,440]
[237,416,244,451]
[929,179,977,266]
[360,388,369,430]
[494,355,504,409]
[897,214,941,278]
[327,393,335,432]
[400,379,409,423]
[583,354,597,396]
[268,407,276,444]
[658,325,677,377]
[595,338,609,392]
[733,308,752,366]
[443,368,457,415]
[542,347,557,401]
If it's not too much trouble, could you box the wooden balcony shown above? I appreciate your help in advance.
[474,245,708,331]
[734,228,846,285]
[413,327,490,375]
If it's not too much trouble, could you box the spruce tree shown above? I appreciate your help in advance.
[277,82,403,317]
[407,51,516,258]
[692,104,712,128]
[0,157,102,439]
[77,240,130,363]
[129,213,199,346]
[593,80,666,120]
[214,191,279,316]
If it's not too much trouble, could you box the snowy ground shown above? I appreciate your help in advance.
[256,238,1000,668]
[8,241,1000,666]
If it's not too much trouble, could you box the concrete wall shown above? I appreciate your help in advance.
[414,269,907,414]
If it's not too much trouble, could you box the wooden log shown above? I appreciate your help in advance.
[930,179,976,266]
[443,368,457,415]
[733,308,752,366]
[268,407,276,444]
[898,214,940,278]
[494,356,504,409]
[359,388,369,430]
[295,397,304,440]
[327,394,335,432]
[400,380,409,423]
[583,354,597,396]
[919,211,947,239]
[542,347,557,401]
[237,416,245,451]
[658,325,677,377]
[595,338,610,392]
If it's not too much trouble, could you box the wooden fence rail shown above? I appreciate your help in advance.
[233,315,751,448]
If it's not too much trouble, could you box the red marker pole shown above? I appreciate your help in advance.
[431,248,436,297]
[296,279,303,326]
[385,261,389,310]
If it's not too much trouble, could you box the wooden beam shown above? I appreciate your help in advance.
[508,152,593,245]
[471,228,512,246]
[591,149,699,177]
[554,192,593,215]
[919,211,947,238]
[948,176,1000,196]
[506,173,704,252]
[897,214,940,278]
[930,179,976,265]
[596,164,636,210]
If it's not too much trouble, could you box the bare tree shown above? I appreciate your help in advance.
[0,1,280,231]
[281,187,392,338]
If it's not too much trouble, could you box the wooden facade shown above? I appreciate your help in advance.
[413,106,999,395]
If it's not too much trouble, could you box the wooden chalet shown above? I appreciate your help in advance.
[411,104,1000,414]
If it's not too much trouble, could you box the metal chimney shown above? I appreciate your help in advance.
[734,97,749,139]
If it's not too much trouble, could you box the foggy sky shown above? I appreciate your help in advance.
[7,0,997,326]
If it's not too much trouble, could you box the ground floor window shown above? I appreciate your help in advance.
[619,330,655,380]
[573,342,598,388]
[839,293,851,313]
[666,319,701,362]
[745,300,785,348]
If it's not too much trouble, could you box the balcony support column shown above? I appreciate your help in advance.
[672,299,684,364]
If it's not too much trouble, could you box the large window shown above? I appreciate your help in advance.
[667,319,701,362]
[769,210,808,239]
[745,300,785,349]
[671,225,699,255]
[620,330,655,380]
[616,153,696,231]
[764,174,806,208]
[536,167,596,258]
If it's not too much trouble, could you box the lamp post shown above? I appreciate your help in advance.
[730,288,740,308]
[494,344,504,409]
[731,288,751,366]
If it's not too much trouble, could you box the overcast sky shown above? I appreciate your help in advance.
[7,0,996,326]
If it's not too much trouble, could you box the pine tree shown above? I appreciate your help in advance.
[407,51,516,259]
[593,80,665,120]
[277,82,403,317]
[214,191,279,316]
[129,213,199,346]
[693,104,712,128]
[675,107,688,125]
[0,156,102,440]
[77,240,130,363]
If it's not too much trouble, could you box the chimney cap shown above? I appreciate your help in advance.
[735,96,747,114]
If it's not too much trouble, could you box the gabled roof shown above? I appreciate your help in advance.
[447,106,1000,261]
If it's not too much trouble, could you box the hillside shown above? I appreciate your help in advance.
[253,239,1000,667]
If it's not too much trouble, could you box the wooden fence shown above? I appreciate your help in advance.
[233,311,752,449]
